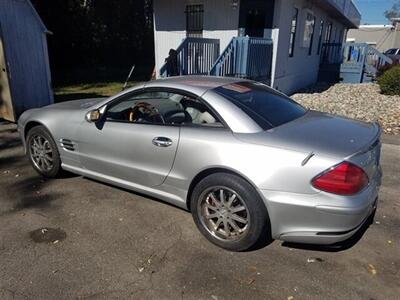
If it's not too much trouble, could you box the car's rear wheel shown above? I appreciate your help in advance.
[26,125,61,178]
[190,173,271,251]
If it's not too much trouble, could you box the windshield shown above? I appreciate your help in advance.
[213,82,307,130]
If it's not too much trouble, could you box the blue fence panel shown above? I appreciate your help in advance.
[160,38,220,77]
[210,37,272,81]
[320,42,393,83]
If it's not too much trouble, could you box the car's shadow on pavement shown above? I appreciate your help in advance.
[280,212,375,252]
[77,175,376,253]
[0,174,65,217]
[82,176,276,251]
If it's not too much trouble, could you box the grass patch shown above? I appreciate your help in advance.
[54,82,140,102]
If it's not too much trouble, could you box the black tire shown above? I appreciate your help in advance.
[26,125,62,178]
[190,172,271,251]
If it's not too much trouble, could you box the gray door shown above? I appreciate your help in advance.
[78,122,179,187]
[77,90,183,187]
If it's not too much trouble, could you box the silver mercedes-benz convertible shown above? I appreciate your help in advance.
[18,76,382,251]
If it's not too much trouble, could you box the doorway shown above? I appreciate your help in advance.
[239,0,275,37]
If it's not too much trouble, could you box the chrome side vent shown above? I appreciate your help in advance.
[60,139,75,151]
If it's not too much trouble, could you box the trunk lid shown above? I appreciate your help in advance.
[235,111,381,158]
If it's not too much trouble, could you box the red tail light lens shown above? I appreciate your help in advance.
[312,162,369,195]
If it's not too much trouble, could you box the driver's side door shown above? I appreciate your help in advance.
[77,89,185,187]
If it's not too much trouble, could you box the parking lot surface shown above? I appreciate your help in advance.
[0,122,399,299]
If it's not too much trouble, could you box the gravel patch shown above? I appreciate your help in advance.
[291,83,400,135]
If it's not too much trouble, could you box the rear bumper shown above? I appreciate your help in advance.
[261,170,381,245]
[277,200,377,245]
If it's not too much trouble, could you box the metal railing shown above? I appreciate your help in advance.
[209,36,273,80]
[364,45,393,73]
[159,38,220,77]
[320,42,393,82]
[320,43,343,65]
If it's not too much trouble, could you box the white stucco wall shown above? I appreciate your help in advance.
[272,0,347,94]
[153,0,239,77]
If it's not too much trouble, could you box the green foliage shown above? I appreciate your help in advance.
[384,0,400,21]
[378,65,400,95]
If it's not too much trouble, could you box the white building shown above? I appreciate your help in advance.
[347,21,400,53]
[153,0,361,94]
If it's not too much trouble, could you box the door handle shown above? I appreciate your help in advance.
[152,137,173,147]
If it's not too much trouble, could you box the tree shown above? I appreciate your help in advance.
[384,0,400,21]
[30,0,154,84]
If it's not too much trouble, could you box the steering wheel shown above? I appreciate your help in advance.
[164,109,192,124]
[129,102,165,124]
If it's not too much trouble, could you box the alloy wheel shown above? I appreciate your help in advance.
[198,186,250,242]
[29,134,54,172]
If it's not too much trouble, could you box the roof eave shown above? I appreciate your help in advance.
[313,0,361,29]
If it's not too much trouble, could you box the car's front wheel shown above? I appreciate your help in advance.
[190,173,271,251]
[26,125,62,178]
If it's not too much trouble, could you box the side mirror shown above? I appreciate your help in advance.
[85,109,101,122]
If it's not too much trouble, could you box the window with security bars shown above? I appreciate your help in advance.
[325,23,332,43]
[185,4,204,37]
[317,20,324,55]
[288,8,298,57]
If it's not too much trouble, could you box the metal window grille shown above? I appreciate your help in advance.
[317,20,324,55]
[185,5,204,37]
[289,8,298,57]
[325,23,332,43]
[308,15,316,56]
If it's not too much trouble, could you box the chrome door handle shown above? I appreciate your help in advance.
[152,137,173,147]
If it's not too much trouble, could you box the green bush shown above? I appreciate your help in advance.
[378,65,400,95]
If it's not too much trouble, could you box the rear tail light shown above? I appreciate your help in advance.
[312,162,369,195]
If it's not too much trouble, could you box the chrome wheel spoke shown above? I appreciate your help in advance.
[222,219,230,236]
[228,219,241,233]
[205,212,219,219]
[42,157,50,167]
[214,218,223,230]
[209,193,222,208]
[219,189,225,205]
[36,136,43,147]
[230,214,247,224]
[231,205,245,213]
[205,202,218,211]
[226,194,236,208]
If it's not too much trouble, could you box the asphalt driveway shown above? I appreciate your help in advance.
[0,122,399,299]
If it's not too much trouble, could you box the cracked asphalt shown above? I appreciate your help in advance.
[0,121,399,299]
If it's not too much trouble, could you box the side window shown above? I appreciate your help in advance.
[105,90,223,127]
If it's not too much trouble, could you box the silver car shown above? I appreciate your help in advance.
[18,76,382,251]
[384,48,400,63]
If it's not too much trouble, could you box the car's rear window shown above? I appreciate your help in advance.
[213,82,307,130]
